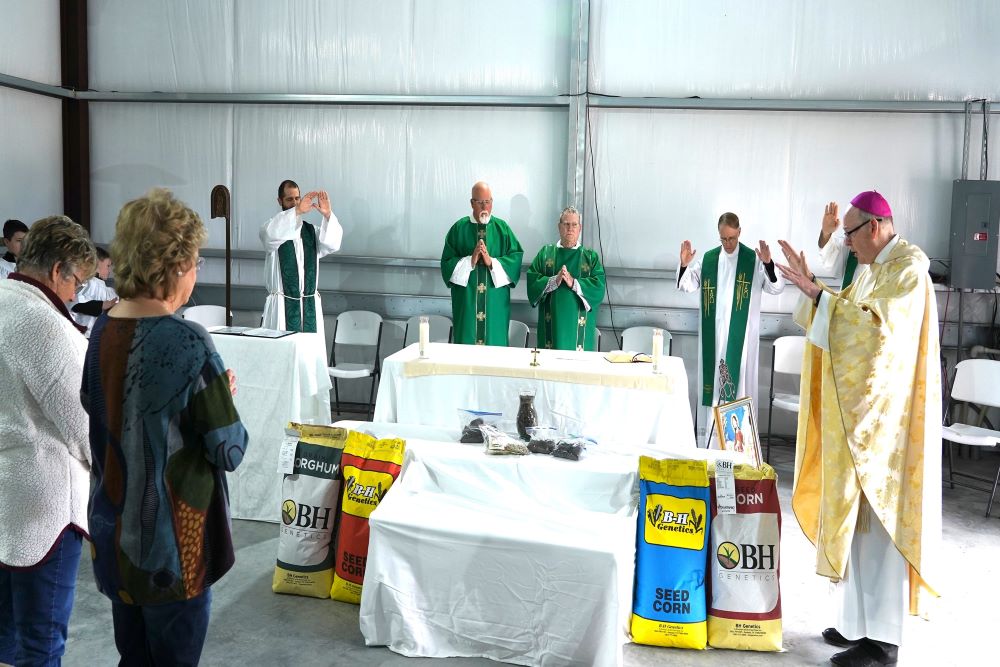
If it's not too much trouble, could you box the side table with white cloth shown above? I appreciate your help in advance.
[212,331,332,521]
[336,420,733,667]
[374,343,696,449]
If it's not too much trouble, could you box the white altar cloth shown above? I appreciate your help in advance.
[373,343,696,449]
[212,331,331,521]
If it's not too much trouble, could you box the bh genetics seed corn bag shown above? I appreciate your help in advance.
[631,457,711,650]
[329,433,406,604]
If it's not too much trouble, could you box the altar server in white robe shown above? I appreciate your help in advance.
[260,179,343,340]
[677,212,784,444]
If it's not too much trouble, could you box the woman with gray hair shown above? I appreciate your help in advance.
[0,216,96,664]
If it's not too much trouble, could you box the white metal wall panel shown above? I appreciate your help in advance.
[0,0,61,85]
[89,0,235,92]
[235,0,571,94]
[584,108,993,308]
[89,103,234,254]
[89,0,570,95]
[0,88,63,224]
[232,104,568,260]
[590,0,1000,100]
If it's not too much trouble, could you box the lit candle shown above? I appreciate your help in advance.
[419,316,430,358]
[652,328,663,374]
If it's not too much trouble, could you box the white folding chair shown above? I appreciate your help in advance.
[765,335,806,462]
[508,319,529,348]
[621,326,673,355]
[328,310,383,419]
[182,304,228,327]
[943,358,1000,517]
[403,315,452,346]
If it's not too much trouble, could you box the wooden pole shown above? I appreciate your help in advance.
[210,185,232,325]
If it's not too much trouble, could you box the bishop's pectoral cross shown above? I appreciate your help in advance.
[702,278,715,315]
[735,273,752,310]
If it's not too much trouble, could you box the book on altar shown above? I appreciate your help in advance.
[211,326,295,339]
[604,350,652,363]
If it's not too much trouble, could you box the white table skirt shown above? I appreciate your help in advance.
[212,331,332,521]
[342,420,733,666]
[373,343,696,450]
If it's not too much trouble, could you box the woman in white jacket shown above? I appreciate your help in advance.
[0,216,96,665]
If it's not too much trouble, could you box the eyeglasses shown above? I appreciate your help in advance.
[471,199,493,207]
[559,222,581,229]
[844,218,880,239]
[177,257,205,277]
[69,271,88,291]
[719,235,740,243]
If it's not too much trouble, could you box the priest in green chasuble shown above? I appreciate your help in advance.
[260,179,343,340]
[526,206,606,351]
[777,192,941,666]
[676,212,784,439]
[441,181,524,345]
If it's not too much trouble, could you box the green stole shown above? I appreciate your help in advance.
[700,243,755,406]
[841,251,858,290]
[473,223,489,344]
[277,221,318,332]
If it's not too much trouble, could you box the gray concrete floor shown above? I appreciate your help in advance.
[63,439,998,666]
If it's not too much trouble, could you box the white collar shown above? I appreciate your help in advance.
[556,239,581,249]
[469,214,491,225]
[873,234,900,264]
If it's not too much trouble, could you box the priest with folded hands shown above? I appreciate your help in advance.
[440,181,523,346]
[526,206,606,351]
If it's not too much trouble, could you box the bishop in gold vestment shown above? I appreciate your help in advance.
[777,191,941,667]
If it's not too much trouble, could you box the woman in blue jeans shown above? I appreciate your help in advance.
[82,189,248,665]
[0,217,97,666]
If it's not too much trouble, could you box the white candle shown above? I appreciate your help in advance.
[419,316,430,358]
[651,328,663,374]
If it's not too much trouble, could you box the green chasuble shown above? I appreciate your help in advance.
[440,216,524,346]
[526,244,606,351]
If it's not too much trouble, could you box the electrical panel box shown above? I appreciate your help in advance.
[948,179,1000,289]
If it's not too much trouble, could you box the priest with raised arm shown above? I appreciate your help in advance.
[260,179,343,339]
[817,201,864,289]
[776,191,941,667]
[676,212,784,441]
[526,206,605,351]
[440,181,523,346]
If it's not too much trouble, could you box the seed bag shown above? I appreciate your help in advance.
[631,457,711,649]
[707,461,782,651]
[272,424,348,598]
[329,433,406,603]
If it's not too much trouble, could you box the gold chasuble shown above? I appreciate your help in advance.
[792,238,941,616]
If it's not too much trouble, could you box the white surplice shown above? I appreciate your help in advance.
[259,207,343,341]
[677,247,784,444]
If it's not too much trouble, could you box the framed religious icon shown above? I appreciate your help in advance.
[713,397,762,468]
